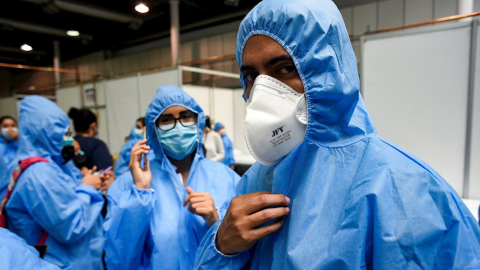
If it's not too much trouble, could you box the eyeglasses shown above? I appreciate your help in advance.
[157,112,197,131]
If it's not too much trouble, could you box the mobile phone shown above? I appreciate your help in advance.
[143,127,148,171]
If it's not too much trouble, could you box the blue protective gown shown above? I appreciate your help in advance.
[0,134,18,166]
[220,135,235,167]
[114,125,154,177]
[214,122,236,167]
[104,85,240,270]
[5,96,105,270]
[0,153,8,199]
[194,0,480,269]
[0,227,60,270]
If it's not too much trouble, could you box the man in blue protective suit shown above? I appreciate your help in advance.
[104,85,240,270]
[0,227,60,270]
[194,0,480,269]
[0,116,19,165]
[214,122,236,169]
[5,95,106,270]
[114,117,154,177]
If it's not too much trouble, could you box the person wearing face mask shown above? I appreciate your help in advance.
[213,122,235,169]
[194,0,480,269]
[0,116,19,165]
[202,116,225,162]
[104,85,240,270]
[114,117,154,177]
[4,96,106,270]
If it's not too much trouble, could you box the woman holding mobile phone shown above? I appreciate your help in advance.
[104,85,240,270]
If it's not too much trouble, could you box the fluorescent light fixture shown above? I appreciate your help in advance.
[67,30,80,36]
[20,44,32,51]
[135,3,149,13]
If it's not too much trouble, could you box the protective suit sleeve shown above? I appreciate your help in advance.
[104,177,157,270]
[113,143,130,177]
[194,220,251,270]
[0,228,61,270]
[16,163,104,244]
[211,133,225,162]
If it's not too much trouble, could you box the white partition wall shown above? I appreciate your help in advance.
[361,20,476,196]
[0,97,19,119]
[138,68,182,114]
[105,76,141,154]
[469,20,480,199]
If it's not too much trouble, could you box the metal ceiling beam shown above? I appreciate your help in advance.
[0,18,93,40]
[22,0,144,29]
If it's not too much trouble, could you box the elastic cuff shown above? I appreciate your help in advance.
[77,184,99,193]
[133,183,155,193]
[212,222,241,258]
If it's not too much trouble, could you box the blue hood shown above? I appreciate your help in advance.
[128,124,137,140]
[237,0,375,147]
[16,96,70,160]
[145,85,206,161]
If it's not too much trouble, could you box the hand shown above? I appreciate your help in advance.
[6,129,18,141]
[183,187,219,227]
[129,139,152,189]
[72,140,81,154]
[81,166,104,190]
[216,191,290,255]
[101,171,116,191]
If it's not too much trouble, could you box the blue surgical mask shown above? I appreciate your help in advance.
[62,135,74,147]
[133,128,144,139]
[157,124,198,160]
[1,128,17,141]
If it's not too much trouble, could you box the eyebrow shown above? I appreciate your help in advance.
[240,54,293,73]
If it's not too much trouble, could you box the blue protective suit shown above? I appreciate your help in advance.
[213,123,235,167]
[194,1,480,269]
[0,153,8,199]
[0,134,18,166]
[104,85,240,270]
[114,125,154,177]
[0,227,60,270]
[5,96,105,270]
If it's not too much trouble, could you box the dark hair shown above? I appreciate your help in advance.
[205,116,212,130]
[68,107,97,133]
[136,117,145,126]
[0,116,17,126]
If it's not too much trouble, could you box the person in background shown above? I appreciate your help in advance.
[5,96,105,270]
[202,116,225,162]
[114,117,153,177]
[194,0,480,269]
[0,227,60,270]
[104,85,240,270]
[213,122,236,169]
[0,116,19,165]
[68,107,115,190]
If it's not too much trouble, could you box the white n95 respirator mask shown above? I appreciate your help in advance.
[244,75,308,166]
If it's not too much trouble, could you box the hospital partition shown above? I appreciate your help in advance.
[361,18,480,200]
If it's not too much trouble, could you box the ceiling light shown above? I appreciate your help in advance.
[135,3,149,13]
[67,30,80,36]
[20,44,32,51]
[28,86,36,91]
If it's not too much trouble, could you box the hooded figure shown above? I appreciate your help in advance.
[213,122,236,167]
[104,86,240,270]
[194,0,480,269]
[114,123,154,177]
[5,96,104,270]
[0,116,19,166]
[0,227,60,270]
